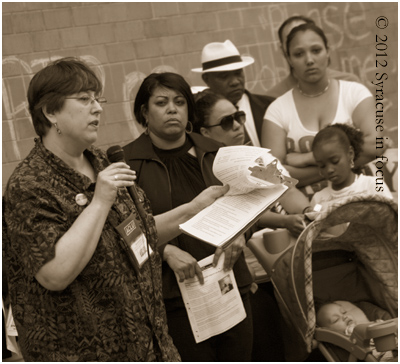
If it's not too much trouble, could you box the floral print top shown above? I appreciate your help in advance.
[3,138,180,362]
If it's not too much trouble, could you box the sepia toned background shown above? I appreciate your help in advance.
[2,2,398,194]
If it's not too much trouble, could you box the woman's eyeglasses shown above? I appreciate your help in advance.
[65,95,107,106]
[204,111,246,131]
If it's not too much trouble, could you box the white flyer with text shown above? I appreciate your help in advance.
[179,146,290,248]
[175,253,246,343]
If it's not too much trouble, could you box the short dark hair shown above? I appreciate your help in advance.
[312,123,364,165]
[27,57,102,137]
[193,89,226,133]
[286,23,329,57]
[278,15,315,44]
[133,72,195,127]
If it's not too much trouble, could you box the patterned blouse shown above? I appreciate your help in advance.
[3,139,180,362]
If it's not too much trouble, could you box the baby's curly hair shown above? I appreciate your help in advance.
[312,124,364,171]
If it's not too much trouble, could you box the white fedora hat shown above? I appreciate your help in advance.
[191,40,255,73]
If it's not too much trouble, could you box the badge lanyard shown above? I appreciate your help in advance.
[75,189,153,273]
[115,213,153,273]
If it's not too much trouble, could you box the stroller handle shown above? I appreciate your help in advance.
[351,318,398,353]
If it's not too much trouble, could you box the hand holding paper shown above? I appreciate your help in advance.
[164,244,204,284]
[190,184,231,212]
[179,146,293,248]
[213,234,246,271]
[175,253,246,343]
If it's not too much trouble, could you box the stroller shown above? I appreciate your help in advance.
[248,194,398,361]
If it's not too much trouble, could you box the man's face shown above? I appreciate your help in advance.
[202,69,245,105]
[281,20,306,55]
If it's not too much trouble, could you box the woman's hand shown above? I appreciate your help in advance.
[92,162,136,208]
[190,185,230,214]
[163,244,204,284]
[283,214,306,236]
[213,234,246,271]
[154,185,230,246]
[286,152,316,168]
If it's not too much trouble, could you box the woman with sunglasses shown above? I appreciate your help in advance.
[193,89,247,146]
[123,72,254,362]
[194,89,308,235]
[193,89,310,361]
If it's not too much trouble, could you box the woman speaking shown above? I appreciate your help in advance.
[3,58,226,361]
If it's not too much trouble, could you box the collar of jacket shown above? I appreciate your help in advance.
[125,132,223,162]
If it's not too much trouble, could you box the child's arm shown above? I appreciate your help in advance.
[258,211,306,236]
[278,186,310,214]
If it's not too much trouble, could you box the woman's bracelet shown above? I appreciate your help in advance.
[302,206,312,214]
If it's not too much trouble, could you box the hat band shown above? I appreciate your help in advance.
[202,55,243,71]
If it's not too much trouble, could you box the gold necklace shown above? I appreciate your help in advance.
[297,79,330,98]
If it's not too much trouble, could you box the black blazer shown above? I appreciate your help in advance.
[245,90,275,141]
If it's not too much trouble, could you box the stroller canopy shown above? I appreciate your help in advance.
[270,194,398,360]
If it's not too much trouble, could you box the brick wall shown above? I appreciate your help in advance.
[2,2,398,193]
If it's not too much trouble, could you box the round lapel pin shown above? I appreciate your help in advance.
[75,193,88,206]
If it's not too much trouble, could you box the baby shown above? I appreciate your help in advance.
[316,300,397,361]
[316,300,370,335]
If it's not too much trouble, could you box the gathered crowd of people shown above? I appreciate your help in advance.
[3,13,395,363]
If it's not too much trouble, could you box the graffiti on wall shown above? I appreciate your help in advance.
[2,2,397,179]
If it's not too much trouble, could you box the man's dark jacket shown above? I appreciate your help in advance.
[245,90,275,142]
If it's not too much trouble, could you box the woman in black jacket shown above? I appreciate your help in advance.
[123,72,254,362]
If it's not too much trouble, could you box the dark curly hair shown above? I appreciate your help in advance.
[312,123,364,171]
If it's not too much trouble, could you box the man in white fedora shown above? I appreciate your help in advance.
[192,40,274,147]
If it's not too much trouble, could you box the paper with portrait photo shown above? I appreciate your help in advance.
[175,253,246,343]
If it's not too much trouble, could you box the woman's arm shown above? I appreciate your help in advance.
[352,97,388,166]
[35,163,136,291]
[157,185,235,283]
[163,244,204,284]
[35,199,111,291]
[262,120,324,187]
[286,151,316,168]
[261,119,288,162]
[154,185,229,245]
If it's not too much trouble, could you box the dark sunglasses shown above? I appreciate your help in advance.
[204,110,246,131]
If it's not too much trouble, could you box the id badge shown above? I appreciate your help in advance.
[115,213,153,270]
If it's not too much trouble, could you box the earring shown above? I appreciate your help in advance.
[350,159,355,169]
[144,120,149,135]
[186,121,193,134]
[54,123,61,135]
